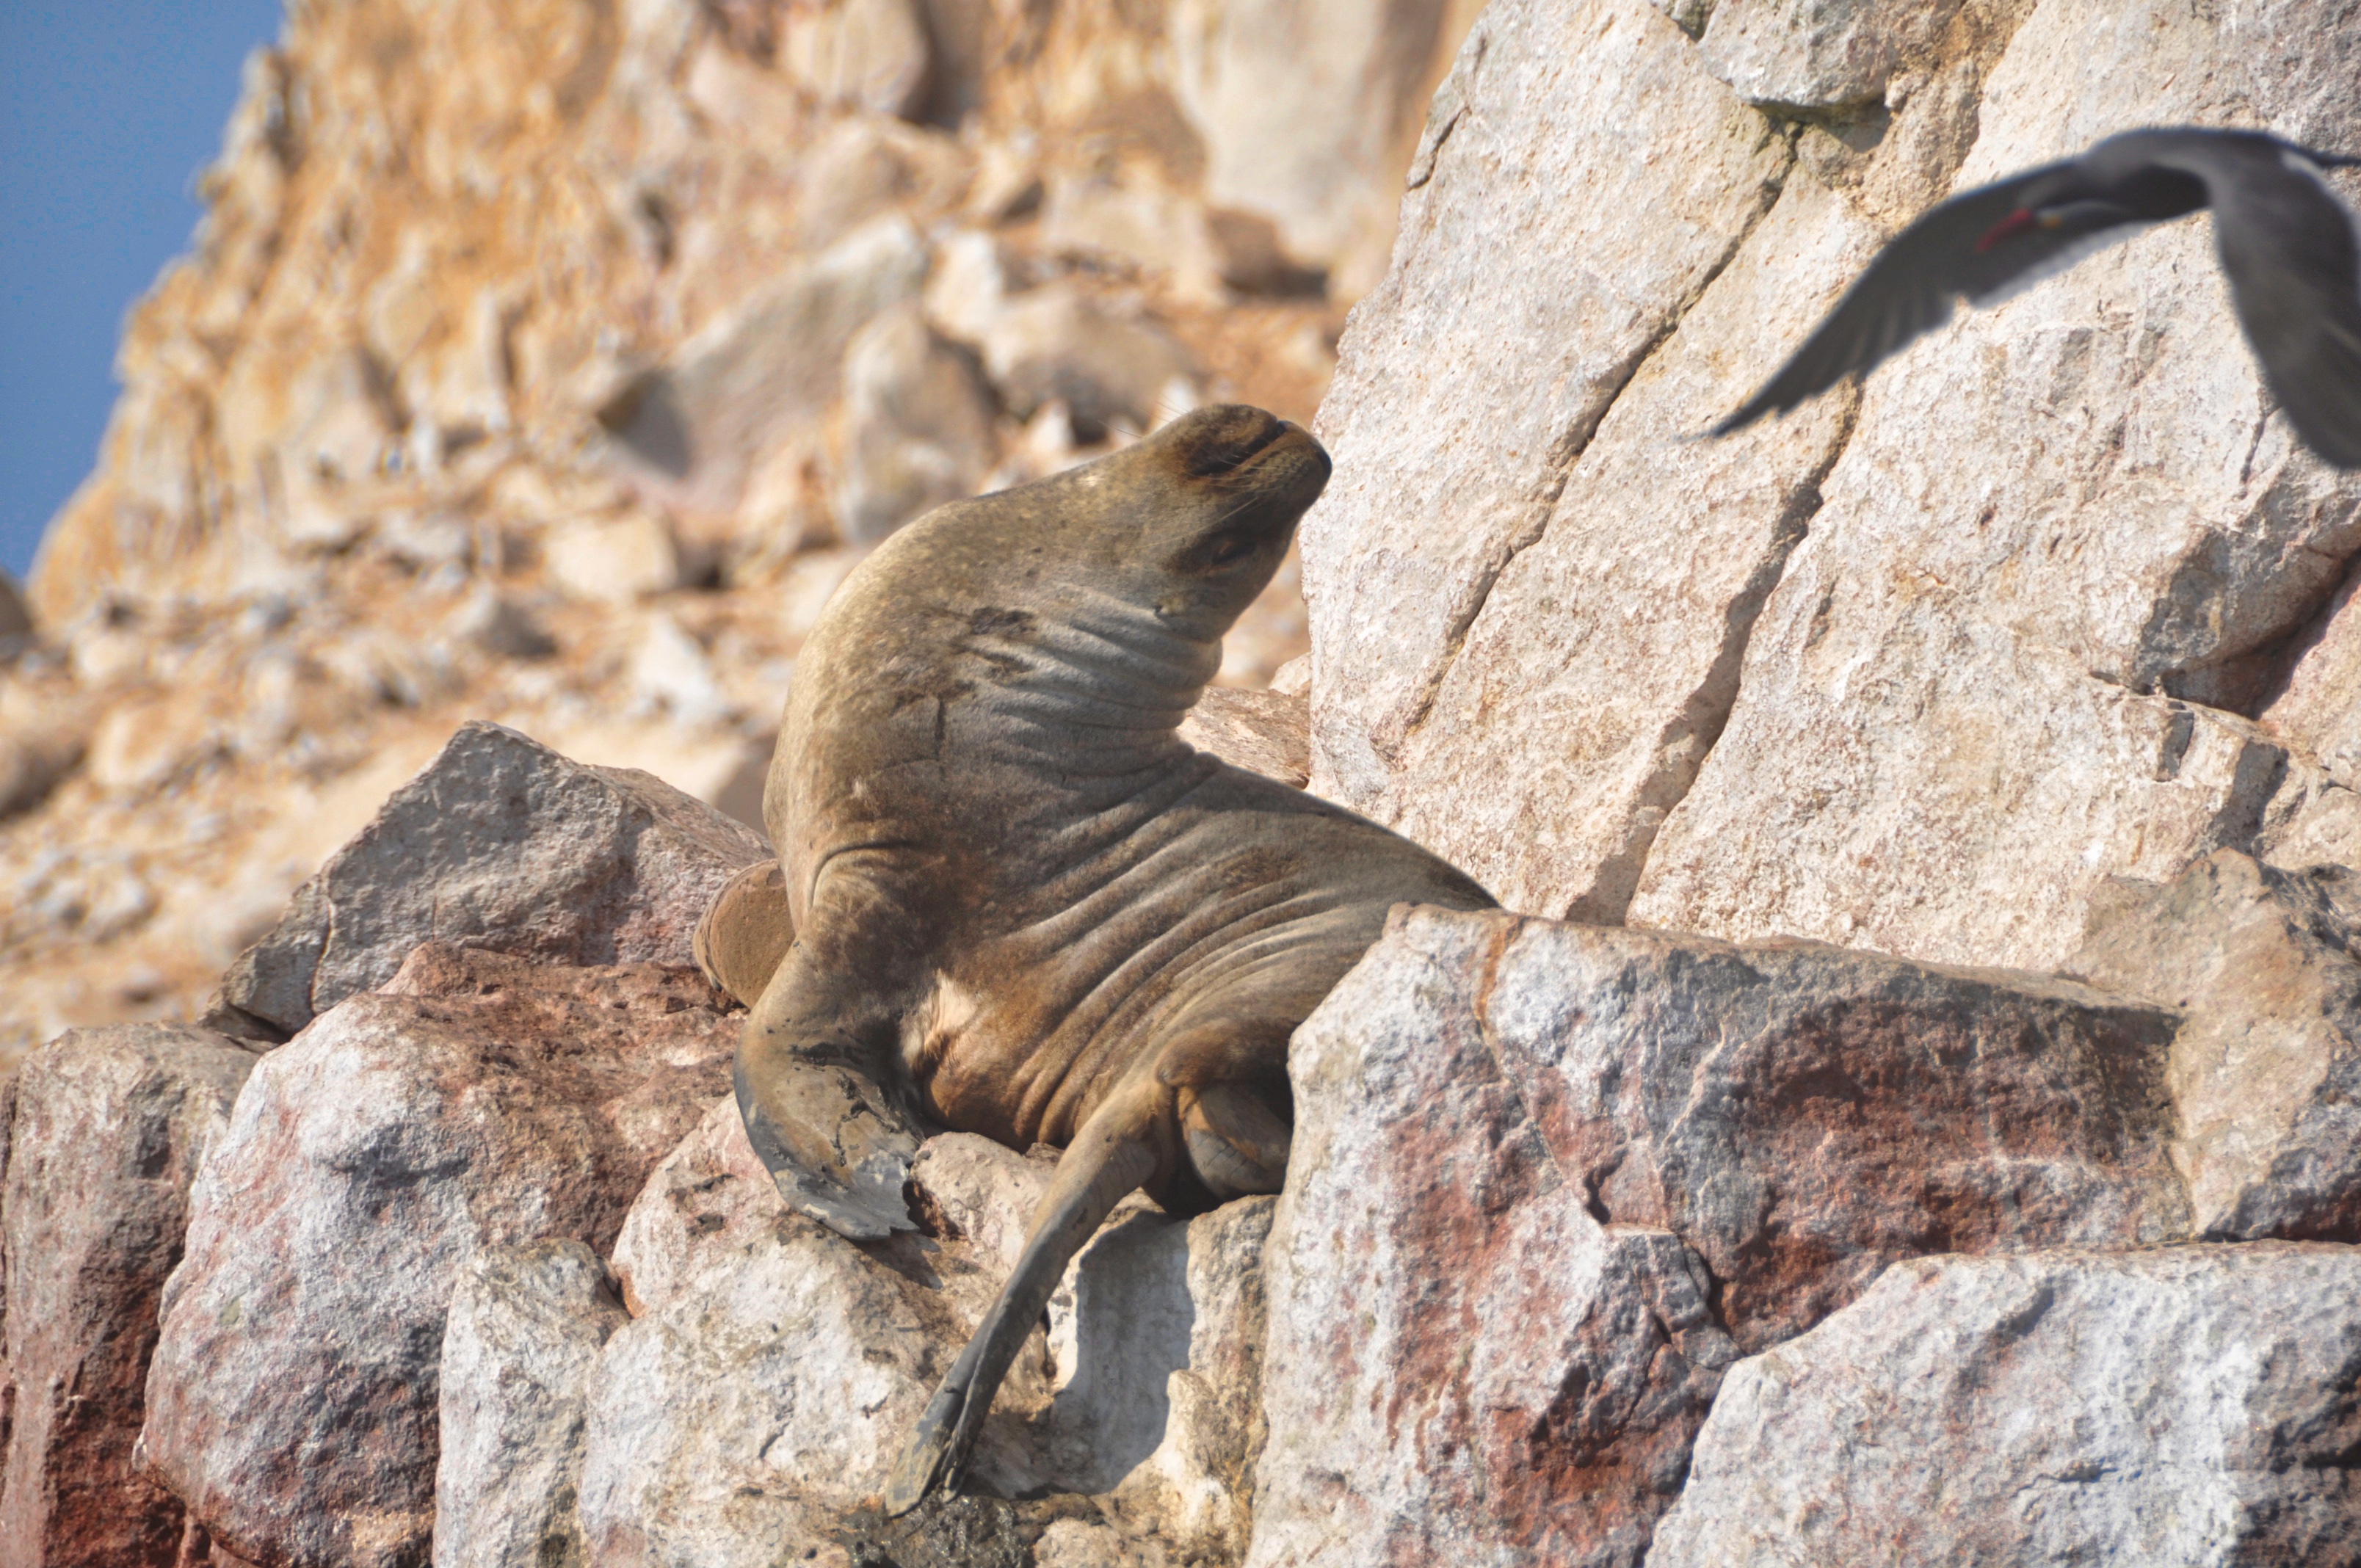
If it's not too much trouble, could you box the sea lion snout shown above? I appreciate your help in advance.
[1158,403,1330,495]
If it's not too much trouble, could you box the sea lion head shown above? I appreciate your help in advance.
[1047,402,1332,639]
[861,404,1331,650]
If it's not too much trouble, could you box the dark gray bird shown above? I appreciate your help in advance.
[1713,127,2361,468]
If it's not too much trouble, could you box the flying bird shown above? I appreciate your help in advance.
[1713,127,2361,468]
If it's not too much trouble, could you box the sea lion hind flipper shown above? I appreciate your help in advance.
[734,945,923,1241]
[882,1092,1162,1516]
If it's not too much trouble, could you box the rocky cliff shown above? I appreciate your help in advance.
[5,1,2361,1565]
[0,0,1478,1062]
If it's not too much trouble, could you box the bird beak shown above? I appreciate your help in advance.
[1975,208,2040,253]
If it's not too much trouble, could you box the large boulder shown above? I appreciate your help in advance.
[579,1109,1274,1567]
[1304,0,2361,974]
[140,946,737,1568]
[0,1025,257,1568]
[1650,1244,2361,1567]
[1248,903,2211,1564]
[211,719,769,1039]
[1249,908,1736,1568]
[1485,916,2191,1347]
[434,1240,629,1568]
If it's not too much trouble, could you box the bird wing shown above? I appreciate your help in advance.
[2207,150,2361,469]
[1713,160,2158,435]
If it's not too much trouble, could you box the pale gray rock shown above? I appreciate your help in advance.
[1249,907,1736,1568]
[1700,0,1965,110]
[1355,167,1876,921]
[1169,0,1460,291]
[0,1025,255,1568]
[833,302,998,544]
[2072,849,2361,1242]
[1626,0,2361,970]
[213,720,768,1037]
[976,285,1196,441]
[601,217,928,518]
[1178,686,1310,789]
[1301,0,1790,823]
[2266,570,2361,792]
[1100,1197,1274,1561]
[593,1116,1274,1564]
[1649,1244,2361,1567]
[780,0,934,122]
[141,948,738,1568]
[543,514,682,603]
[1475,912,2189,1349]
[577,1208,1063,1567]
[433,1240,627,1568]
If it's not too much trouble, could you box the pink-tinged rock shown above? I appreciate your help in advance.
[1248,908,1736,1568]
[1476,912,2193,1349]
[141,945,736,1568]
[0,1025,257,1568]
[2072,849,2361,1243]
[1650,1243,2361,1567]
[212,720,769,1038]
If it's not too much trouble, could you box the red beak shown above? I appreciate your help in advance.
[1976,208,2038,253]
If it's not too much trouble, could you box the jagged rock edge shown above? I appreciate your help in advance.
[1578,393,1863,924]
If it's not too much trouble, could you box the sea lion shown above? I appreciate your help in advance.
[711,403,1495,1514]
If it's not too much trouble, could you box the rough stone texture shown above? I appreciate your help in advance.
[141,946,736,1568]
[589,1119,1275,1567]
[2267,570,2361,793]
[1305,0,2361,976]
[4,0,1447,1067]
[213,719,769,1037]
[2072,849,2361,1244]
[1700,0,1965,109]
[1354,167,1875,920]
[603,217,930,523]
[1169,0,1477,296]
[1626,0,2361,970]
[1250,907,1737,1568]
[1302,0,1790,828]
[1650,1244,2361,1568]
[0,1026,255,1568]
[1480,913,2191,1349]
[1178,685,1311,789]
[832,302,999,544]
[434,1239,628,1568]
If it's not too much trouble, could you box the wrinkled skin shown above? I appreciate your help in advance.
[710,404,1495,1512]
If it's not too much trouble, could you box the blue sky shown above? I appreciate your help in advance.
[1,1,286,585]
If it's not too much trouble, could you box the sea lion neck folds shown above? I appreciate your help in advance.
[715,403,1495,1514]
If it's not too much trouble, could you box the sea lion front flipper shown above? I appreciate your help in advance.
[694,858,794,1007]
[736,937,924,1241]
[882,1087,1162,1516]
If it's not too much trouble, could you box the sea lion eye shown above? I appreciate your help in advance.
[1205,534,1259,568]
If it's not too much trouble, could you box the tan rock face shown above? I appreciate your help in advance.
[2072,849,2361,1244]
[1306,0,2361,978]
